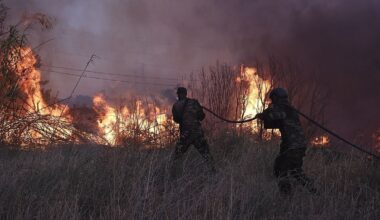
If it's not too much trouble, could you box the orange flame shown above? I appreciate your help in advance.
[12,47,73,144]
[93,94,119,145]
[311,135,330,148]
[15,47,71,118]
[237,66,272,134]
[92,94,167,146]
[241,67,271,118]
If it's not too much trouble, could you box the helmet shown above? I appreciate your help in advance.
[176,87,187,95]
[269,87,288,100]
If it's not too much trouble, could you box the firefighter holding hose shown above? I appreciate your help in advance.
[256,88,317,195]
[171,87,216,178]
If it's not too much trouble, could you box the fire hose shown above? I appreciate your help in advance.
[202,106,380,159]
[201,106,257,123]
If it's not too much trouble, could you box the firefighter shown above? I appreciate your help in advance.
[256,88,316,194]
[171,87,216,178]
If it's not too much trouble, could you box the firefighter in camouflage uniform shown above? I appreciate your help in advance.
[171,87,216,178]
[256,88,317,194]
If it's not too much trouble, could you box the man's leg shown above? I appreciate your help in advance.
[287,148,317,193]
[193,134,216,173]
[171,134,191,179]
[290,168,316,193]
[274,153,292,194]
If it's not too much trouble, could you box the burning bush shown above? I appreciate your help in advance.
[0,45,79,146]
[0,4,82,147]
[91,94,176,147]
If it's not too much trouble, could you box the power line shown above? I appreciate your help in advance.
[46,70,179,87]
[50,44,208,72]
[40,64,181,81]
[68,55,97,98]
[59,54,97,117]
[44,49,204,75]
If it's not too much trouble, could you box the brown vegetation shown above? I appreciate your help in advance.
[0,137,378,219]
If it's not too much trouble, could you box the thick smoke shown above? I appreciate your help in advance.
[4,0,380,140]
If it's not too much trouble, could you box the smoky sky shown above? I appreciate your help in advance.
[4,0,380,139]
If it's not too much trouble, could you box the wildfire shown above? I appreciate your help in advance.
[4,46,171,147]
[15,47,71,118]
[6,47,74,145]
[242,67,271,116]
[93,94,119,145]
[238,66,272,132]
[93,94,168,146]
[7,49,336,148]
[311,135,330,147]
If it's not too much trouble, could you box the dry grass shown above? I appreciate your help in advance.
[0,135,379,220]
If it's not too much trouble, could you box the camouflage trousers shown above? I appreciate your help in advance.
[274,146,316,194]
[171,129,216,178]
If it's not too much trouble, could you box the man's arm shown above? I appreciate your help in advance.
[256,106,286,129]
[195,100,206,121]
[265,108,286,121]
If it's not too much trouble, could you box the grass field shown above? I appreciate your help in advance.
[0,135,379,219]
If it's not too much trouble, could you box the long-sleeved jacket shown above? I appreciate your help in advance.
[260,101,307,149]
[172,98,205,133]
